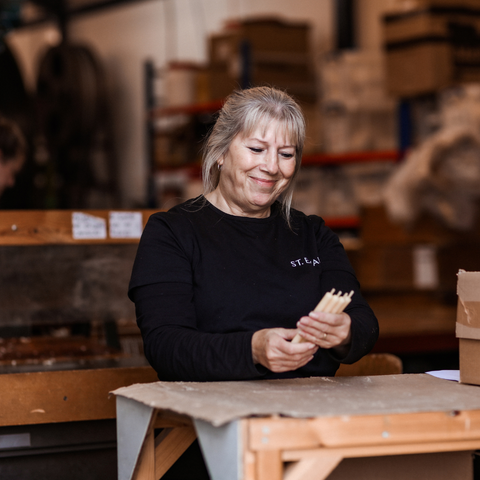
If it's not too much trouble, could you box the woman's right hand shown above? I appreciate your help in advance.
[251,328,318,372]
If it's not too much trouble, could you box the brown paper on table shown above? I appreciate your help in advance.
[111,374,480,427]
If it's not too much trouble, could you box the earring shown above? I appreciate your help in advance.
[217,163,222,171]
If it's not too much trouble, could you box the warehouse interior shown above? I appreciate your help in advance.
[2,0,480,478]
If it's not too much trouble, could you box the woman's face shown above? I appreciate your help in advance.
[0,154,24,197]
[213,120,297,217]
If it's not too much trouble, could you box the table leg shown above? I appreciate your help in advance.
[194,419,242,480]
[256,450,282,480]
[116,396,156,480]
[134,429,156,480]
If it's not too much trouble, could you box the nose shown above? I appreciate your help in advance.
[261,151,279,175]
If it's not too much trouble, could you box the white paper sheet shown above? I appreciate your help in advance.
[425,370,460,382]
[72,212,107,240]
[109,211,143,239]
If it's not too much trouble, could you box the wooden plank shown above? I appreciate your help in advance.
[154,426,197,478]
[282,439,480,462]
[0,209,157,245]
[310,410,480,448]
[244,449,257,480]
[249,418,321,451]
[134,427,156,480]
[255,450,282,480]
[243,419,257,480]
[249,410,480,451]
[0,366,158,426]
[154,410,194,429]
[284,455,342,480]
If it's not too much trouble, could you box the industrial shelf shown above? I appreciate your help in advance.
[302,150,400,165]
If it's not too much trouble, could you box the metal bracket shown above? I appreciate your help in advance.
[116,396,155,480]
[194,419,242,480]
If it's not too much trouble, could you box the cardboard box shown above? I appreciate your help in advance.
[205,66,241,101]
[207,18,316,102]
[456,270,480,385]
[206,62,317,103]
[383,5,480,96]
[209,18,310,66]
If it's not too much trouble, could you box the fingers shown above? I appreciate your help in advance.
[296,312,352,348]
[252,328,318,373]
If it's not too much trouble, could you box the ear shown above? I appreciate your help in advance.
[218,156,224,166]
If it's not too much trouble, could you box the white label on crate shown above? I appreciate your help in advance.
[109,212,143,239]
[413,245,439,289]
[72,212,107,240]
[0,433,31,449]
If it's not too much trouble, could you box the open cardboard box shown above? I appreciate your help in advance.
[457,270,480,385]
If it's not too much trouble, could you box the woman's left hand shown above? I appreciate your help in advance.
[296,311,352,351]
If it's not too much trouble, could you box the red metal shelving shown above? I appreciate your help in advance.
[302,150,400,165]
[151,99,224,117]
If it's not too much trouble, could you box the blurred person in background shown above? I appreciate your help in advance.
[0,116,26,198]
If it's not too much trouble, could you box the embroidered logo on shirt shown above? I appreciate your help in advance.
[290,256,321,267]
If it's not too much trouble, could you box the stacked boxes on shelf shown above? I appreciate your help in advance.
[206,17,317,104]
[320,51,397,153]
[383,0,480,97]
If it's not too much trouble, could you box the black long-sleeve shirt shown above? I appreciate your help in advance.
[128,197,379,381]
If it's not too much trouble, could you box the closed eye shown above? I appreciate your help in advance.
[280,152,295,159]
[248,147,263,153]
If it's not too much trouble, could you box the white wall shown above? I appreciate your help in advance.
[7,0,393,207]
[68,0,335,207]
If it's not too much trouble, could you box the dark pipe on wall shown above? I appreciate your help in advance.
[335,0,356,50]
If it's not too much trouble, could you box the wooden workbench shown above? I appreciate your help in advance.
[113,374,480,480]
[0,209,158,428]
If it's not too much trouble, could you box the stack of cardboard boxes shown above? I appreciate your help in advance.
[383,0,480,97]
[206,17,317,103]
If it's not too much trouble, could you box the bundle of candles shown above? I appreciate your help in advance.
[291,289,354,344]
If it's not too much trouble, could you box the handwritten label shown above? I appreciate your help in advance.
[109,212,143,239]
[72,212,107,240]
[413,244,438,289]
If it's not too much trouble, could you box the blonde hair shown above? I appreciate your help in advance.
[202,86,305,223]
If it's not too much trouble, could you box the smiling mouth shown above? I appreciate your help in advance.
[250,176,276,187]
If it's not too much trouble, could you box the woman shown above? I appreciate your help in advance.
[129,86,378,382]
[0,116,25,198]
